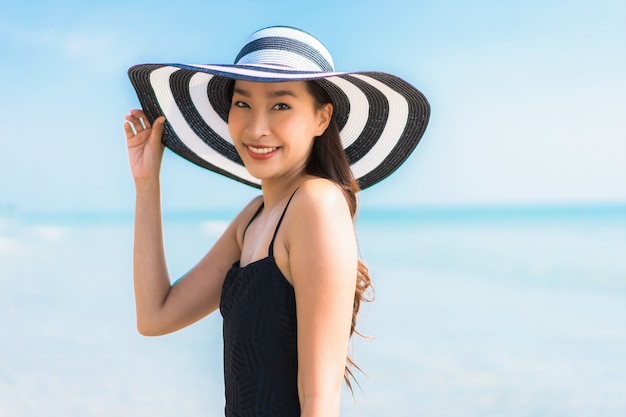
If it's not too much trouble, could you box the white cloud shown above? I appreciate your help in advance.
[0,17,133,74]
[62,33,125,70]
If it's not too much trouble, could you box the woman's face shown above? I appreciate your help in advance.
[228,80,332,183]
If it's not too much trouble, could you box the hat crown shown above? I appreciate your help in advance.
[234,26,335,72]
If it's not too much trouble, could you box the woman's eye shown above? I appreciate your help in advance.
[273,103,290,110]
[233,101,249,108]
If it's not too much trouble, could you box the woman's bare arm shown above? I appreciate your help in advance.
[132,191,250,336]
[123,109,254,336]
[283,179,358,417]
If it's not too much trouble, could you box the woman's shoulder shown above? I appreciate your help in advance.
[231,194,264,243]
[291,177,351,219]
[231,194,263,223]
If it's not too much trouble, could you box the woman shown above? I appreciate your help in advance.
[124,26,429,417]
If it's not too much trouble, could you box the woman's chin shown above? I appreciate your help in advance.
[243,167,273,183]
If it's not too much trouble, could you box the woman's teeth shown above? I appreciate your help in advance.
[248,146,278,154]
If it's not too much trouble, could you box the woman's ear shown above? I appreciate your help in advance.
[315,103,333,136]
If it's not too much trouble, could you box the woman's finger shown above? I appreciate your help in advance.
[123,121,135,139]
[125,115,147,135]
[129,109,151,129]
[151,116,166,139]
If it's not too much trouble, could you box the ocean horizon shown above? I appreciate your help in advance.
[4,201,626,225]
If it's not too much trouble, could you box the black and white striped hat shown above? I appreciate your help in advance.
[128,26,430,190]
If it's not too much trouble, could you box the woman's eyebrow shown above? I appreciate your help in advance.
[233,87,298,99]
[233,87,250,97]
[267,90,298,98]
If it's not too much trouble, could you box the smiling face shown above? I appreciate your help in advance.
[228,80,332,184]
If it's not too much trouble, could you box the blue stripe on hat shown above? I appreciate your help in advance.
[234,37,334,72]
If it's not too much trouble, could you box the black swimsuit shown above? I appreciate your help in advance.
[220,192,300,417]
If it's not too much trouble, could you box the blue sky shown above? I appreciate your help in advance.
[0,0,624,212]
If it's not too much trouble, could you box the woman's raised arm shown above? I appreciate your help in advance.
[123,109,249,336]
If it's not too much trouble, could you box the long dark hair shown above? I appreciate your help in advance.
[305,81,374,393]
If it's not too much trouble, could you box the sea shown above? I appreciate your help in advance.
[0,204,625,417]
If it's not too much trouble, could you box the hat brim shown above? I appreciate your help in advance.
[128,63,430,190]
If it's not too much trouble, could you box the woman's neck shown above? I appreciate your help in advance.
[260,173,311,210]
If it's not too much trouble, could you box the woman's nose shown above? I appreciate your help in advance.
[245,110,270,140]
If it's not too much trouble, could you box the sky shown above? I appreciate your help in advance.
[0,0,624,213]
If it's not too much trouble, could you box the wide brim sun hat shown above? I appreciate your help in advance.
[128,25,430,190]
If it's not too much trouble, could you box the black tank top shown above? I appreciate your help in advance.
[220,191,300,417]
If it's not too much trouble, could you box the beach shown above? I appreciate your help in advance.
[0,206,625,416]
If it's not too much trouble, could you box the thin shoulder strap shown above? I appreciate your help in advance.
[242,200,264,241]
[269,188,299,257]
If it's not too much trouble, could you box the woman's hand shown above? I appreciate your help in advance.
[123,109,166,182]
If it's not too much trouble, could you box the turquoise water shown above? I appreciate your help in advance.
[0,206,625,416]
